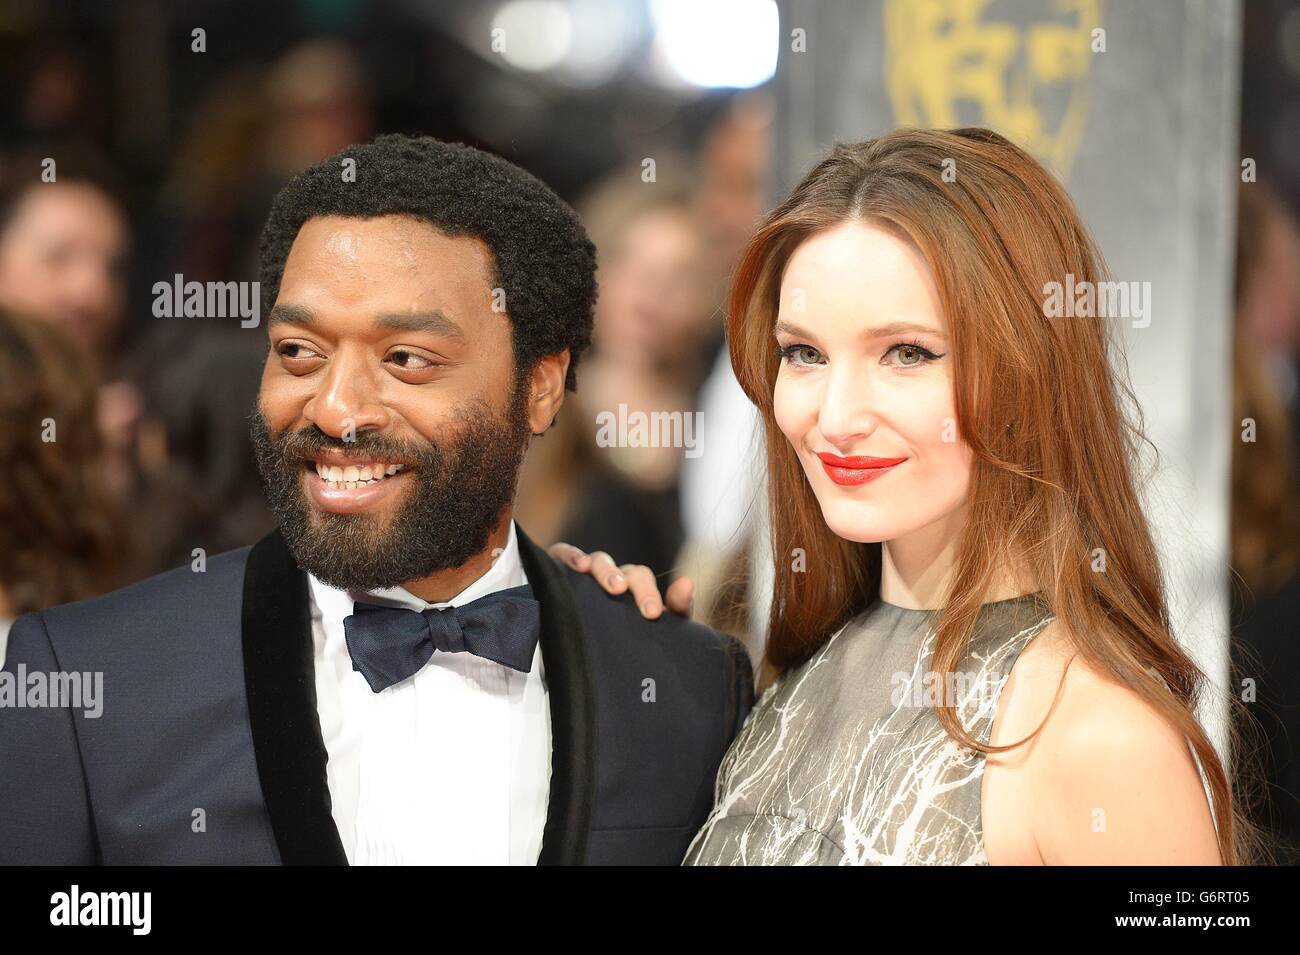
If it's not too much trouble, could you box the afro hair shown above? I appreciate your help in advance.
[258,133,597,392]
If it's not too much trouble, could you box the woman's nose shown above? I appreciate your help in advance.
[817,364,878,448]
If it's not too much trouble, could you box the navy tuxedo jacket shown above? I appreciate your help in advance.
[0,527,753,865]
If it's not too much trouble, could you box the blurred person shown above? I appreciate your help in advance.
[0,145,140,500]
[1234,182,1300,431]
[554,128,1266,865]
[0,308,122,665]
[0,135,751,866]
[516,170,712,575]
[155,39,374,289]
[0,147,129,357]
[583,177,714,378]
[690,93,774,318]
[262,38,374,181]
[155,66,273,284]
[1229,182,1300,864]
[13,41,107,145]
[673,96,774,647]
[122,326,278,579]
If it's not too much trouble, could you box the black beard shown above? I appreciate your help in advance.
[249,386,531,592]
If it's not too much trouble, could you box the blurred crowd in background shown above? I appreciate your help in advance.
[0,0,1298,858]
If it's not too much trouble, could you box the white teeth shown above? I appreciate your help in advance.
[314,461,406,490]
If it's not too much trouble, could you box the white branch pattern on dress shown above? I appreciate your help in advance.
[685,608,1055,866]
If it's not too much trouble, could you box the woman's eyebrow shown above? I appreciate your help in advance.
[857,321,947,339]
[774,319,815,338]
[774,319,946,339]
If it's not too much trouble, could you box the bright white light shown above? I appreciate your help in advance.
[563,0,636,85]
[650,0,779,89]
[492,0,574,72]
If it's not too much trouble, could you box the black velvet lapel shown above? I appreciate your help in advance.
[241,528,347,865]
[240,524,593,865]
[516,526,597,865]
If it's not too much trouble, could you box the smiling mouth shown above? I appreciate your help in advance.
[814,451,907,488]
[305,458,409,491]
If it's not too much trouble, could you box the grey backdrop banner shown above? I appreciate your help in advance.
[769,0,1242,753]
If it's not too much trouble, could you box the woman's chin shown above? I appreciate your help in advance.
[819,500,898,545]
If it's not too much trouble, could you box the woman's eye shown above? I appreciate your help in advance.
[777,343,823,366]
[884,343,941,367]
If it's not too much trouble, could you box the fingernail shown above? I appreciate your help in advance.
[643,602,661,617]
[611,573,626,586]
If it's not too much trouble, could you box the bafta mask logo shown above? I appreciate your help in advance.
[884,0,1099,176]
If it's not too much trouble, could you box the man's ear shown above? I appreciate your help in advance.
[526,350,570,434]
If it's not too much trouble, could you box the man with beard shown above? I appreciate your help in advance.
[0,135,753,865]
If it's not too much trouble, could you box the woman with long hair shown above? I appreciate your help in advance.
[0,307,123,662]
[553,127,1262,864]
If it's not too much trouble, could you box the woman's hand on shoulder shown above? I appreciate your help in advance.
[1025,650,1222,865]
[546,542,695,620]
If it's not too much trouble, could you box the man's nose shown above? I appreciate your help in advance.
[302,350,390,439]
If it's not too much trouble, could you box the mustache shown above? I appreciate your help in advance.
[254,414,435,464]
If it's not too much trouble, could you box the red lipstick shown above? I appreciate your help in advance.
[815,452,907,487]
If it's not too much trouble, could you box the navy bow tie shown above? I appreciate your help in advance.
[342,584,540,693]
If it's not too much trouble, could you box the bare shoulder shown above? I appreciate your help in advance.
[982,619,1222,865]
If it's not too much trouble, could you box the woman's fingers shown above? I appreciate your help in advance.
[547,544,635,598]
[585,551,627,593]
[547,542,592,571]
[547,543,695,621]
[619,564,665,618]
[665,576,695,617]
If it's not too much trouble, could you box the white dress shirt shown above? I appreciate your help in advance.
[308,520,551,864]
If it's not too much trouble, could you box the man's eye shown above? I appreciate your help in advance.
[386,350,436,370]
[277,342,321,360]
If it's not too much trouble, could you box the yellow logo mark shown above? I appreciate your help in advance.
[884,0,1100,176]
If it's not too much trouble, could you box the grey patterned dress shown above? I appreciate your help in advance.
[684,593,1055,865]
